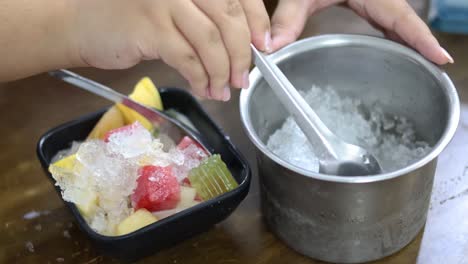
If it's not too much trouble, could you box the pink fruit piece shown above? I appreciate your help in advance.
[131,165,181,211]
[103,122,140,143]
[177,136,208,160]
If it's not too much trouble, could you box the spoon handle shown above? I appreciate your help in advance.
[50,69,126,104]
[49,69,213,154]
[250,45,338,160]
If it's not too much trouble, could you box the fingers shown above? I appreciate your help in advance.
[193,0,251,90]
[348,0,454,64]
[157,26,209,98]
[270,0,312,52]
[172,1,231,101]
[239,0,272,53]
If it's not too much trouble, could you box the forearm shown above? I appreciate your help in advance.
[0,0,83,81]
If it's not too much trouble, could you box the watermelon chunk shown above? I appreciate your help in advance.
[131,165,181,211]
[177,136,208,160]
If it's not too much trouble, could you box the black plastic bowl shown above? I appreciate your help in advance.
[36,87,251,261]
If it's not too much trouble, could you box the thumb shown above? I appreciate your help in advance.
[270,0,311,51]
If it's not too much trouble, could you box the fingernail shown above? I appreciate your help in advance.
[223,85,231,101]
[242,71,249,89]
[265,31,272,53]
[440,47,454,64]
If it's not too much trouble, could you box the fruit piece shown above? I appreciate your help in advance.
[188,200,201,207]
[177,136,203,151]
[104,121,152,159]
[130,77,163,110]
[194,194,203,202]
[116,209,158,236]
[49,154,77,173]
[103,123,137,142]
[87,77,163,139]
[181,177,203,201]
[102,121,151,147]
[178,186,197,208]
[188,155,238,200]
[49,154,77,186]
[116,104,154,131]
[152,201,201,220]
[131,165,180,211]
[116,77,163,131]
[87,106,125,140]
[49,154,99,217]
[74,189,99,217]
[177,136,208,160]
[151,208,180,220]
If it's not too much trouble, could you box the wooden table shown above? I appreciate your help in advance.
[1,1,467,263]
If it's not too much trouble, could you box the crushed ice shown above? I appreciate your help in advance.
[52,121,203,235]
[267,86,432,173]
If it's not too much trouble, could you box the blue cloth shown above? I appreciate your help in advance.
[429,0,468,34]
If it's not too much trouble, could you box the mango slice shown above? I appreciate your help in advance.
[87,106,125,140]
[116,77,163,131]
[88,77,163,139]
[117,209,158,236]
[49,154,76,172]
[130,77,163,110]
[49,154,99,217]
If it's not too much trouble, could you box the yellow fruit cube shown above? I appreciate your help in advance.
[117,209,158,236]
[178,186,197,208]
[49,154,99,218]
[49,154,77,185]
[74,189,99,218]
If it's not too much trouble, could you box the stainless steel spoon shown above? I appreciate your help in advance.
[250,45,382,176]
[49,69,213,154]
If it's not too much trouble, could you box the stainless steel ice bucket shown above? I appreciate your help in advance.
[239,34,460,263]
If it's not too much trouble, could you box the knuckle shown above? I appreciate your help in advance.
[182,52,199,64]
[202,24,222,44]
[225,0,244,17]
[208,30,222,44]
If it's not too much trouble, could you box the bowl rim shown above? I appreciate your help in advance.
[37,87,251,241]
[239,34,460,183]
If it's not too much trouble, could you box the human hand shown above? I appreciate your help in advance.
[70,0,270,101]
[269,0,453,65]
